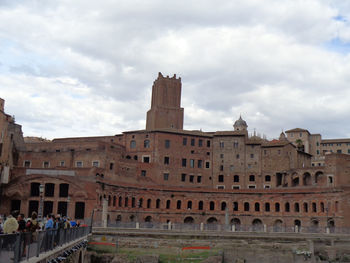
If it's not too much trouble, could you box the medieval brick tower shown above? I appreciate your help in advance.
[146,72,184,130]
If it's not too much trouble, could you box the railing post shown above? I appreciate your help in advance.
[200,222,204,231]
[14,233,21,263]
[232,224,235,232]
[136,222,140,229]
[264,224,267,232]
[168,221,171,230]
[326,227,330,234]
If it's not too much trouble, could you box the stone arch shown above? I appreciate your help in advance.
[273,219,283,232]
[294,219,301,232]
[145,216,152,222]
[315,171,323,184]
[327,218,335,233]
[221,201,227,211]
[303,172,312,186]
[207,217,218,224]
[310,219,319,232]
[184,216,194,224]
[252,218,263,232]
[292,173,299,187]
[231,218,241,231]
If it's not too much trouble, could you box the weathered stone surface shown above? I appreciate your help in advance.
[201,255,222,263]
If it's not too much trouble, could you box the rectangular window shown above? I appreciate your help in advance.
[181,173,186,182]
[92,161,99,167]
[317,150,320,155]
[191,138,195,146]
[164,156,170,165]
[109,163,114,170]
[43,161,50,168]
[182,158,187,167]
[198,139,203,147]
[24,160,31,168]
[207,140,211,147]
[183,138,187,146]
[165,139,170,149]
[190,159,195,168]
[220,165,224,171]
[189,175,194,183]
[163,173,169,181]
[76,161,83,168]
[59,161,65,167]
[248,185,256,189]
[205,161,210,169]
[230,165,234,171]
[141,170,146,176]
[337,149,342,153]
[220,154,224,158]
[217,185,225,190]
[348,149,350,154]
[264,185,271,189]
[197,176,202,183]
[250,154,254,158]
[198,160,203,168]
[142,156,150,163]
[232,185,240,189]
[219,141,224,148]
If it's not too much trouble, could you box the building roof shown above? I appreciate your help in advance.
[321,138,350,143]
[213,130,247,137]
[285,128,310,134]
[124,128,214,137]
[262,140,291,148]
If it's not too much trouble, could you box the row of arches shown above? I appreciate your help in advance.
[102,194,339,215]
[115,214,336,232]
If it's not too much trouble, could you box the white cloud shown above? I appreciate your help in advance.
[0,0,350,140]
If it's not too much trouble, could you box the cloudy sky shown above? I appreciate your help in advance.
[1,0,350,140]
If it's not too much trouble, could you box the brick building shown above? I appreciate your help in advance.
[1,72,350,231]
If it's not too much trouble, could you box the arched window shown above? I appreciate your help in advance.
[255,202,260,212]
[132,197,135,208]
[265,203,270,212]
[144,140,150,148]
[244,202,250,211]
[113,196,116,206]
[312,202,317,212]
[187,201,192,210]
[218,175,224,182]
[233,202,239,211]
[156,199,160,209]
[198,201,203,210]
[130,140,136,149]
[147,199,151,208]
[303,172,312,186]
[233,175,239,182]
[138,198,143,208]
[275,203,280,212]
[221,202,227,211]
[285,202,290,212]
[294,203,300,212]
[124,197,128,207]
[210,201,215,210]
[166,200,171,209]
[118,196,122,207]
[177,200,182,209]
[303,202,308,212]
[320,202,325,212]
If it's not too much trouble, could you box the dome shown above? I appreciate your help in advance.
[233,115,248,131]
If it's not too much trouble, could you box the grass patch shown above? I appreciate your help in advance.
[88,244,221,262]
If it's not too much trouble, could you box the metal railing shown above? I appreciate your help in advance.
[93,221,350,235]
[0,226,91,263]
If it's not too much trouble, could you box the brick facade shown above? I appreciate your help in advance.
[0,73,350,231]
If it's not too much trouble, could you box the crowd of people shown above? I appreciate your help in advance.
[0,210,81,235]
[0,211,85,257]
